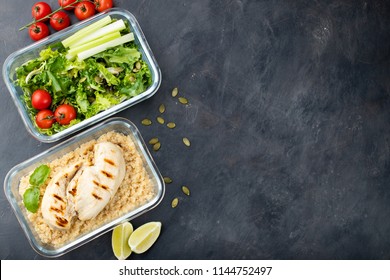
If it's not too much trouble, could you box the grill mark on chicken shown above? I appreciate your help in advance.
[53,194,65,202]
[68,169,82,197]
[100,170,114,179]
[68,188,77,197]
[50,207,64,214]
[55,182,60,186]
[104,158,116,166]
[92,193,103,200]
[92,180,109,191]
[55,216,69,227]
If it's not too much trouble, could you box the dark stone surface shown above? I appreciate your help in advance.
[1,0,390,260]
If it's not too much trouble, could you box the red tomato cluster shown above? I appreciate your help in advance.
[28,0,114,41]
[31,89,77,129]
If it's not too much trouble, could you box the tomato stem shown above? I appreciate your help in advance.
[57,113,65,120]
[43,115,55,120]
[19,0,96,31]
[80,4,87,13]
[33,26,42,34]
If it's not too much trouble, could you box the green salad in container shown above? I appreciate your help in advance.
[14,16,152,135]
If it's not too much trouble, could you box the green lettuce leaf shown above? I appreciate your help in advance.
[93,45,141,65]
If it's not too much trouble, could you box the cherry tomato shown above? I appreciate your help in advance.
[31,89,52,110]
[36,109,55,129]
[94,0,113,13]
[29,22,50,41]
[50,11,71,31]
[58,0,77,10]
[74,1,96,20]
[54,104,77,125]
[32,2,52,21]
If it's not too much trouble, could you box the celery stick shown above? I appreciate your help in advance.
[77,33,135,61]
[70,20,126,48]
[68,31,121,56]
[62,16,112,48]
[65,53,76,61]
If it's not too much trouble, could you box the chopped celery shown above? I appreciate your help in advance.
[67,31,121,57]
[61,16,112,48]
[77,33,135,61]
[70,20,126,48]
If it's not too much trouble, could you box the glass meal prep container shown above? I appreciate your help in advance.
[2,8,161,143]
[3,117,165,258]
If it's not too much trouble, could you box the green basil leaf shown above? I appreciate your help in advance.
[23,187,40,213]
[29,165,50,187]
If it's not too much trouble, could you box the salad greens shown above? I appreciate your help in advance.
[15,18,152,136]
[23,165,51,213]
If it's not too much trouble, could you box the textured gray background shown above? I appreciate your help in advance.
[1,0,390,259]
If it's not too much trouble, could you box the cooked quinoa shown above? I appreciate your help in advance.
[19,131,155,248]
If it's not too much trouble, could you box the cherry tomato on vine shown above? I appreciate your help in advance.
[32,2,52,21]
[31,89,52,110]
[36,109,55,129]
[50,11,71,31]
[54,104,77,125]
[74,1,96,20]
[94,0,113,13]
[29,22,50,41]
[58,0,78,10]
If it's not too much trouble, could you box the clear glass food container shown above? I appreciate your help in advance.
[2,8,161,143]
[3,117,165,258]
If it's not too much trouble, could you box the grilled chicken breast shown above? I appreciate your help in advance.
[41,162,81,230]
[94,142,126,196]
[73,142,126,220]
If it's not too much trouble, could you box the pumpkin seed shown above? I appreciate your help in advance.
[153,142,161,151]
[183,137,191,147]
[149,138,159,145]
[171,198,179,208]
[157,116,165,124]
[172,87,178,97]
[181,186,190,196]
[94,76,102,84]
[178,97,188,104]
[159,104,165,114]
[163,177,172,184]
[128,74,136,82]
[141,118,152,126]
[135,61,141,70]
[167,122,176,129]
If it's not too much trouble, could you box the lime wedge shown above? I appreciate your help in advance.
[112,222,133,260]
[128,221,162,254]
